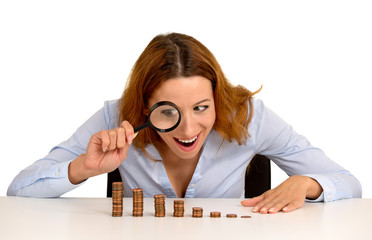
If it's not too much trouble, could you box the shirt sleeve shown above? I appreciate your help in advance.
[7,100,118,197]
[251,99,362,202]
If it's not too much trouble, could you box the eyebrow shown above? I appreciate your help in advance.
[194,99,212,105]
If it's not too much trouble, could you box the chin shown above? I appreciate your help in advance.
[175,150,201,160]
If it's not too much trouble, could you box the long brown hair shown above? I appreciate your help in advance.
[118,33,259,155]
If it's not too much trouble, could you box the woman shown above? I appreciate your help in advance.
[7,32,362,214]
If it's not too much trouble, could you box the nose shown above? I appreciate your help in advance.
[177,111,195,136]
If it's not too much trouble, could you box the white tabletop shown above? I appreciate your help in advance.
[0,197,371,240]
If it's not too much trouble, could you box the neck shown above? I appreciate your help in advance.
[156,142,202,198]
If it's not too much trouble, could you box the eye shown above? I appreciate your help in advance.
[193,105,209,112]
[161,109,178,118]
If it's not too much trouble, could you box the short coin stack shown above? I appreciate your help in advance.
[154,194,166,217]
[226,213,237,218]
[173,200,184,217]
[112,182,123,217]
[192,207,203,218]
[132,188,144,217]
[210,211,221,218]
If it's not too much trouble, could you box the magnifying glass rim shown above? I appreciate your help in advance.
[148,101,181,133]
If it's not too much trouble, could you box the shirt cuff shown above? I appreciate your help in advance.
[50,160,85,196]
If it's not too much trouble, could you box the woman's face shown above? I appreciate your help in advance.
[148,76,216,161]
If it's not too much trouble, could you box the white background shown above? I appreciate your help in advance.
[1,0,371,198]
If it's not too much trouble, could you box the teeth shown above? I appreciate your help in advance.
[177,136,198,143]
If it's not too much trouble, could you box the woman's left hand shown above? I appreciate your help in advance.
[241,175,323,214]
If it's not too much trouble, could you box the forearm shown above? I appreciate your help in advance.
[68,154,92,185]
[304,173,362,202]
[7,160,81,197]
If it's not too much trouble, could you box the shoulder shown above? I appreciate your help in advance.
[247,98,285,146]
[247,98,265,132]
[250,98,265,116]
[249,98,281,127]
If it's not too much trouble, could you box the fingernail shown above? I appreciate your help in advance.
[102,147,107,152]
[260,208,267,213]
[269,208,275,213]
[252,207,259,212]
[127,135,134,144]
[282,207,288,212]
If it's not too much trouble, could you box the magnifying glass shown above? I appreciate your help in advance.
[133,101,181,133]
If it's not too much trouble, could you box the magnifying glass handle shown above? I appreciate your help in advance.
[133,122,151,133]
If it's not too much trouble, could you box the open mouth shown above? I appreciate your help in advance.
[173,131,202,152]
[174,135,198,147]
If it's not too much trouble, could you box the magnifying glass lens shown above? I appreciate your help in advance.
[150,105,180,130]
[133,101,181,133]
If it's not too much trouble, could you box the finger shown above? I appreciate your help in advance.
[267,199,288,214]
[251,191,279,214]
[265,194,305,214]
[116,127,126,148]
[108,130,118,150]
[241,195,264,207]
[121,121,135,144]
[282,201,304,213]
[100,131,110,152]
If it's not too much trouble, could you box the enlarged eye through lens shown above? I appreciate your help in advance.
[160,109,178,118]
[150,103,180,132]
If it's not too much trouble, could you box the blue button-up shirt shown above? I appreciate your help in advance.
[7,99,362,201]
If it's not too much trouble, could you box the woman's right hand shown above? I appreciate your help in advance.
[68,121,137,184]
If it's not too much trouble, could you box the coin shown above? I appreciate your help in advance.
[173,200,184,217]
[192,207,203,218]
[132,188,144,217]
[210,212,221,218]
[154,194,165,217]
[112,182,123,217]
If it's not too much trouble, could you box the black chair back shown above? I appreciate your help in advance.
[244,154,271,198]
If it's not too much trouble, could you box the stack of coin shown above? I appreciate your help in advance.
[154,194,166,217]
[173,200,184,217]
[226,213,237,218]
[192,207,203,218]
[132,188,143,217]
[112,182,123,217]
[210,211,221,218]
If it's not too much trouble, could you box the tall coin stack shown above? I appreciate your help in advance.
[154,194,166,217]
[173,200,184,217]
[132,188,144,217]
[112,182,123,217]
[192,207,203,218]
